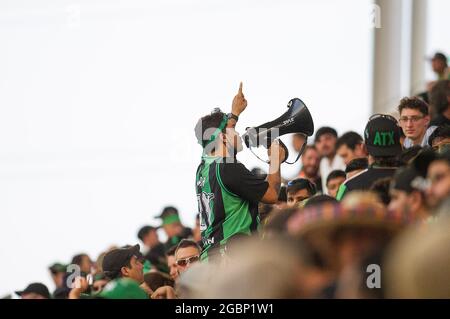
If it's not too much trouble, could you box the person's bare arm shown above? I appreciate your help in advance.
[227,82,284,203]
[227,82,247,129]
[261,140,285,204]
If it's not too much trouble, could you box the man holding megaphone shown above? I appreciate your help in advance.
[194,82,286,261]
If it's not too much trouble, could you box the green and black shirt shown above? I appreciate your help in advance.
[195,155,268,261]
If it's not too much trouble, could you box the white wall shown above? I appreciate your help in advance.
[0,0,373,296]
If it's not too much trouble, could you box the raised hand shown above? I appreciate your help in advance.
[231,82,248,116]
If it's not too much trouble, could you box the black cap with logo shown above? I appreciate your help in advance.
[364,114,402,157]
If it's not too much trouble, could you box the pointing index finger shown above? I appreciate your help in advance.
[238,82,243,95]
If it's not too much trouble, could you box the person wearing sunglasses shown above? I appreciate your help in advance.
[286,178,317,207]
[398,97,437,148]
[174,239,201,275]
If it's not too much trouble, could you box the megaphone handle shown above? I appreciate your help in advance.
[277,139,289,164]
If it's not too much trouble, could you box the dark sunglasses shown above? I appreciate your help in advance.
[176,255,200,267]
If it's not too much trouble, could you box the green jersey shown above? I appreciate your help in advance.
[195,155,268,261]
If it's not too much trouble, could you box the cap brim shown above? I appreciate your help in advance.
[367,144,402,157]
[15,291,24,296]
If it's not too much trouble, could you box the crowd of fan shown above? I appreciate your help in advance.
[11,54,450,300]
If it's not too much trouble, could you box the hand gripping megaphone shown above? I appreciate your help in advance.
[242,98,314,164]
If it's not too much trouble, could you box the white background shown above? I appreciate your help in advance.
[0,0,447,296]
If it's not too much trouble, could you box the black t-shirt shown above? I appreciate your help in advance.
[337,166,398,200]
[220,161,269,203]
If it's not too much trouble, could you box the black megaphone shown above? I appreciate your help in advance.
[242,98,314,164]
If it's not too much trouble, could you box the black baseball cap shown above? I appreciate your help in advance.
[390,166,423,193]
[102,244,142,279]
[15,283,50,299]
[364,114,402,157]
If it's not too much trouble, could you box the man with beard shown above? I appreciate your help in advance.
[426,150,450,210]
[297,145,322,193]
[314,127,345,194]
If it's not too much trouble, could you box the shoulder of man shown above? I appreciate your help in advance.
[218,160,269,202]
[336,169,370,201]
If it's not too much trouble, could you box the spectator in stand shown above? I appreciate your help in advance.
[345,157,369,179]
[288,192,410,298]
[430,52,449,81]
[398,97,437,148]
[337,114,402,200]
[48,263,66,292]
[326,170,346,198]
[370,177,393,206]
[314,127,345,194]
[137,226,163,255]
[156,206,193,251]
[16,283,51,299]
[286,178,317,207]
[425,150,450,210]
[71,253,93,275]
[102,245,145,284]
[175,239,201,276]
[428,125,450,148]
[297,145,322,193]
[137,225,166,272]
[336,132,368,166]
[429,80,450,126]
[389,166,431,221]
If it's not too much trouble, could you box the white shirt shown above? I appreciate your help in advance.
[403,126,437,148]
[320,154,346,194]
